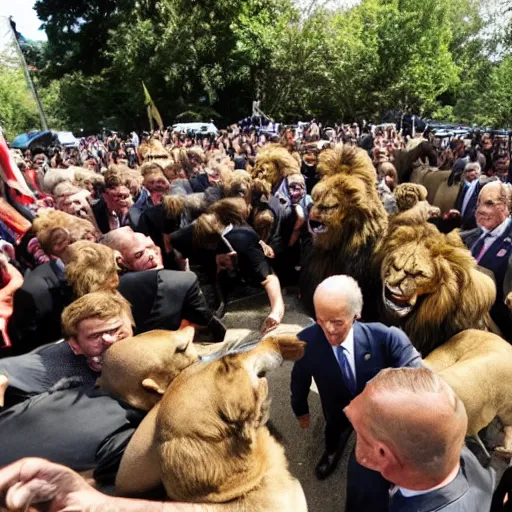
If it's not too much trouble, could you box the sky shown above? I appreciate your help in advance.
[0,0,46,41]
[0,0,507,44]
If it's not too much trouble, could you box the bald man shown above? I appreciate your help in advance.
[345,367,494,511]
[290,275,422,482]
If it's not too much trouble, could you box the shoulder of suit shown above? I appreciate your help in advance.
[358,322,409,341]
[157,269,198,287]
[297,322,322,342]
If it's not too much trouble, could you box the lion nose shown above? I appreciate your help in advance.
[309,207,320,222]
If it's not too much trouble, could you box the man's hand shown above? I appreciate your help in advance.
[443,209,461,220]
[259,241,275,259]
[0,374,7,407]
[298,414,310,429]
[216,251,237,274]
[0,458,105,511]
[261,312,282,335]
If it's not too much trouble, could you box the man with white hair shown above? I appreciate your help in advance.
[461,180,512,340]
[290,275,422,483]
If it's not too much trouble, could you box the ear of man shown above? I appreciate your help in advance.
[67,337,84,356]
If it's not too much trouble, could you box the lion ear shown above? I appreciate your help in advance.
[142,378,166,395]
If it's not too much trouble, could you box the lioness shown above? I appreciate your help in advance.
[116,334,308,512]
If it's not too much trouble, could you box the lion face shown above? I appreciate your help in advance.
[382,243,437,318]
[309,181,347,245]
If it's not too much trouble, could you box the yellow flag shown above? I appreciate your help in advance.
[142,81,164,131]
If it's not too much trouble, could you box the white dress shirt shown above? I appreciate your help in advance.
[476,217,511,257]
[331,326,356,385]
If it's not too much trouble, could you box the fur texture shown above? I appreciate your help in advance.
[300,144,388,318]
[394,183,428,211]
[116,335,308,511]
[380,221,496,355]
[251,146,300,191]
[426,329,512,457]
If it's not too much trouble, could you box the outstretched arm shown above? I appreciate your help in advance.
[0,458,234,512]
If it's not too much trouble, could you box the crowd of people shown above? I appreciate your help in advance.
[0,117,510,511]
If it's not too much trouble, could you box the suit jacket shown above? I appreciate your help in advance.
[92,197,111,234]
[290,322,422,429]
[460,219,512,339]
[389,447,494,512]
[118,269,215,334]
[7,260,73,356]
[456,181,480,231]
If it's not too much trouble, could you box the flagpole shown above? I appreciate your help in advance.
[8,16,48,131]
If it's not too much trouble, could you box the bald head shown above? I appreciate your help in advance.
[345,368,467,486]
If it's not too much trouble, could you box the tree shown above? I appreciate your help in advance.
[0,64,40,139]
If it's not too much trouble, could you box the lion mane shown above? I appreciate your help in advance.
[380,220,496,355]
[251,146,300,191]
[300,144,388,317]
[394,183,428,211]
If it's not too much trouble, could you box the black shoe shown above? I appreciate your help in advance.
[315,450,342,480]
[316,428,353,480]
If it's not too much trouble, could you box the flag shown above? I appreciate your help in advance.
[0,129,34,200]
[142,82,164,131]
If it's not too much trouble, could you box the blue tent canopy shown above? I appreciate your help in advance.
[10,131,53,151]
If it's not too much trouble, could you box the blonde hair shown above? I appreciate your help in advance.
[61,291,134,339]
[33,210,97,255]
[65,241,119,297]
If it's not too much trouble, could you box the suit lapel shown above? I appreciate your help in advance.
[479,219,512,267]
[353,323,372,394]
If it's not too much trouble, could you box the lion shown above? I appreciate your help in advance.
[380,220,496,356]
[97,327,199,412]
[251,145,300,192]
[115,334,308,512]
[299,143,388,318]
[425,329,512,459]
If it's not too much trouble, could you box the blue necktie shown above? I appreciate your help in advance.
[336,345,357,396]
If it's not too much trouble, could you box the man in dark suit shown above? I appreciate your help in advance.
[290,275,422,481]
[460,180,512,340]
[344,367,494,512]
[92,170,132,234]
[101,227,226,341]
[451,163,483,231]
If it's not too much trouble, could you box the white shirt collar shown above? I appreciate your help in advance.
[340,326,354,355]
[222,223,234,236]
[481,216,510,237]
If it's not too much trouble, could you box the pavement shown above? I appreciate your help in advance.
[218,290,508,512]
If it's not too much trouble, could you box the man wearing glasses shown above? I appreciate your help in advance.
[461,180,512,340]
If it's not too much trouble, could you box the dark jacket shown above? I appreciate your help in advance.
[389,447,494,512]
[291,322,422,450]
[117,269,222,337]
[92,197,111,234]
[7,260,73,356]
[460,219,512,340]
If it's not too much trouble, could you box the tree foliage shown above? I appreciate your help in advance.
[3,0,512,136]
